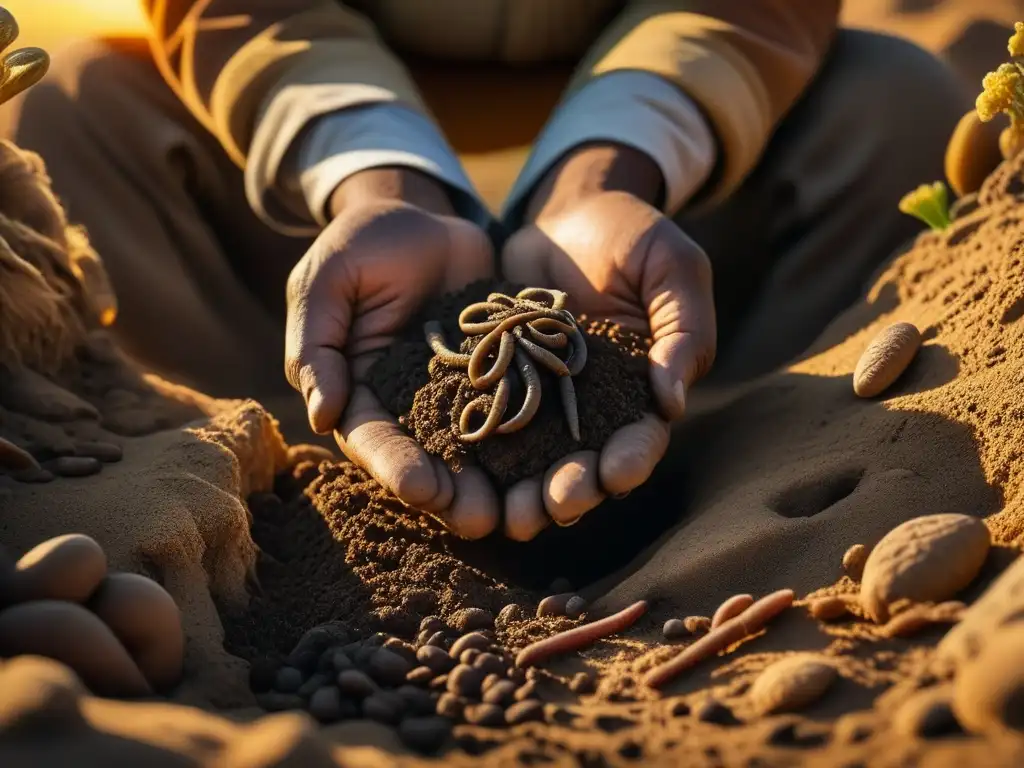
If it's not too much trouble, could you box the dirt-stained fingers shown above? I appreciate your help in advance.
[542,450,605,526]
[598,414,670,497]
[442,466,500,540]
[503,476,549,541]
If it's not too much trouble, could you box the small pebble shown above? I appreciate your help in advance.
[953,624,1024,734]
[808,596,852,621]
[416,645,454,674]
[336,669,376,698]
[256,692,304,712]
[383,637,418,666]
[297,673,329,699]
[436,692,465,718]
[398,716,451,754]
[507,667,527,685]
[406,666,435,686]
[429,674,449,691]
[52,457,102,478]
[447,664,485,697]
[749,655,837,715]
[537,593,575,617]
[669,700,690,718]
[482,674,502,692]
[460,648,481,666]
[684,616,711,634]
[483,680,516,706]
[861,513,990,623]
[695,700,739,725]
[308,686,345,723]
[496,604,525,628]
[515,680,538,702]
[396,684,435,715]
[569,672,596,694]
[565,596,587,619]
[331,650,353,674]
[450,607,494,633]
[73,441,123,463]
[505,699,545,725]
[362,691,405,724]
[426,631,448,648]
[273,666,304,694]
[663,619,688,641]
[843,544,869,581]
[465,702,505,727]
[473,653,505,677]
[853,321,922,398]
[368,648,412,687]
[449,632,489,658]
[420,616,443,635]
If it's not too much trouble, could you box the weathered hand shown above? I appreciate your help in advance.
[499,173,716,539]
[285,169,498,537]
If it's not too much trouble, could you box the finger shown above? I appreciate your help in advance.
[542,450,606,526]
[285,259,352,434]
[642,224,716,421]
[443,217,497,291]
[504,476,549,542]
[335,385,453,512]
[598,414,670,497]
[443,467,499,540]
[500,226,551,287]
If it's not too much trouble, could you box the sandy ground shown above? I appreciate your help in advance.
[4,1,1024,767]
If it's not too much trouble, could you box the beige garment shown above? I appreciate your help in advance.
[0,29,967,441]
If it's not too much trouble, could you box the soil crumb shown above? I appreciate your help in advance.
[368,280,652,487]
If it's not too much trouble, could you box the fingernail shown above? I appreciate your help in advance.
[674,381,687,415]
[612,491,631,500]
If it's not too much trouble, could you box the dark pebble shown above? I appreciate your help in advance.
[569,672,596,694]
[416,645,454,674]
[368,649,412,687]
[249,658,278,693]
[420,616,444,635]
[52,456,102,478]
[436,692,465,719]
[297,673,330,699]
[508,668,527,686]
[308,686,345,723]
[448,665,485,697]
[289,622,351,670]
[399,716,452,754]
[449,632,489,658]
[473,653,505,677]
[73,441,123,463]
[496,604,525,629]
[273,666,304,694]
[515,680,538,702]
[696,700,739,726]
[362,691,405,724]
[396,684,436,716]
[337,670,377,698]
[450,607,494,633]
[13,467,53,483]
[406,666,435,686]
[425,631,448,648]
[537,593,574,617]
[482,674,503,693]
[416,630,431,646]
[505,699,544,725]
[429,674,449,691]
[354,645,377,666]
[669,700,690,717]
[662,619,688,641]
[383,638,418,666]
[565,596,587,619]
[256,692,304,712]
[366,632,388,647]
[331,650,353,674]
[483,680,516,706]
[460,648,481,666]
[465,703,505,727]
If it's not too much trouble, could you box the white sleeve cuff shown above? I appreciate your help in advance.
[502,71,717,226]
[246,85,491,236]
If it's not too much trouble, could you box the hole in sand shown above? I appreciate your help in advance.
[1001,294,1024,324]
[595,715,635,734]
[770,468,864,518]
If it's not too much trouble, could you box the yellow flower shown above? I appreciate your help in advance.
[1010,21,1024,57]
[898,181,951,232]
[977,63,1024,123]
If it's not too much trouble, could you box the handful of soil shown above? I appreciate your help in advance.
[368,280,653,488]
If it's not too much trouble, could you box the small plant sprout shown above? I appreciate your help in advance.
[976,22,1024,160]
[898,181,951,232]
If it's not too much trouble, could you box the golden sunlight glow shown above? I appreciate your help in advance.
[3,1,146,51]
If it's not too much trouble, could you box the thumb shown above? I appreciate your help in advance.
[500,225,551,286]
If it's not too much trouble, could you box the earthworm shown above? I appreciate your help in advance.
[459,376,511,443]
[643,589,795,689]
[513,329,571,376]
[565,325,589,375]
[559,376,581,441]
[526,318,570,348]
[424,321,471,366]
[459,301,509,335]
[517,287,567,310]
[496,350,541,434]
[711,594,754,629]
[487,293,517,307]
[469,310,561,385]
[515,600,648,668]
[467,329,516,389]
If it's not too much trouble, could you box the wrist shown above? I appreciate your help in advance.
[329,167,457,219]
[524,142,664,223]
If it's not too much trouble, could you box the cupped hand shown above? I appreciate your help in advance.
[499,189,716,540]
[284,169,498,537]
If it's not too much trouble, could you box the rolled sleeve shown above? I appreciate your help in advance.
[502,70,717,226]
[246,89,491,236]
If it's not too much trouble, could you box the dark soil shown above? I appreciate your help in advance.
[367,280,653,488]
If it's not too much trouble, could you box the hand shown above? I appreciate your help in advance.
[285,168,499,537]
[499,144,716,540]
